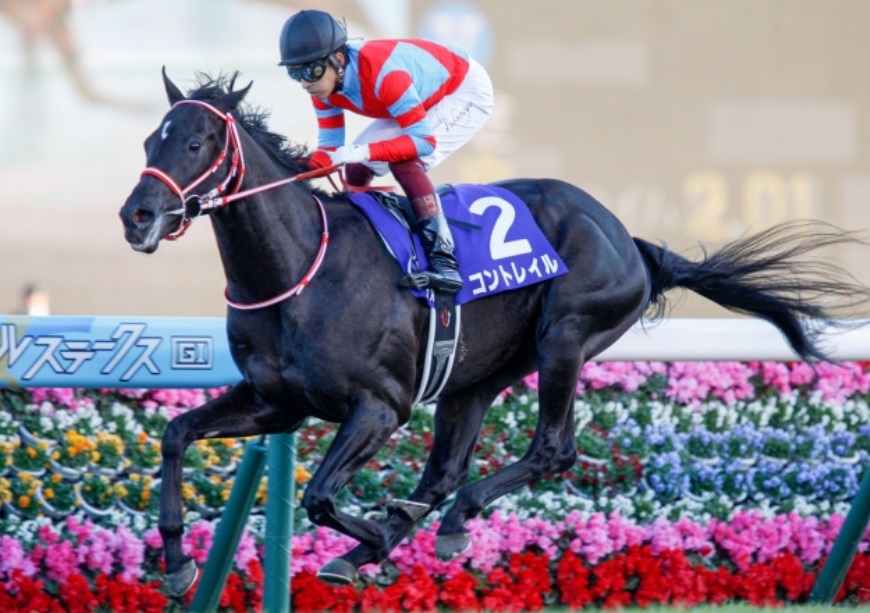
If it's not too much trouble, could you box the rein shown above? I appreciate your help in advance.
[140,99,341,310]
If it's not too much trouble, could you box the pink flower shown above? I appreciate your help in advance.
[143,528,163,550]
[115,525,145,582]
[79,530,116,575]
[234,529,259,572]
[43,540,78,582]
[37,524,60,545]
[183,521,215,565]
[0,536,38,582]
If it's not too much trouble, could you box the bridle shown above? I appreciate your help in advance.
[139,99,340,310]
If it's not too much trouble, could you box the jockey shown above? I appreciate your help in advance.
[278,9,494,293]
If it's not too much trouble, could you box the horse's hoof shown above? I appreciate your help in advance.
[388,498,430,521]
[317,558,359,586]
[165,559,199,596]
[435,532,471,562]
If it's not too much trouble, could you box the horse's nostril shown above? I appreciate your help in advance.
[132,209,151,225]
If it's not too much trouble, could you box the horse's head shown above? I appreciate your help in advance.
[119,68,252,253]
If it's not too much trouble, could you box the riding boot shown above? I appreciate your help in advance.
[400,194,463,293]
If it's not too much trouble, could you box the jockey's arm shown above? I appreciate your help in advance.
[309,97,345,168]
[367,70,436,163]
[308,70,437,168]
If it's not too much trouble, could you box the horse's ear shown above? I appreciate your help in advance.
[217,80,253,113]
[162,66,185,106]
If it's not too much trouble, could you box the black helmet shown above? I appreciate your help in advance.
[278,10,347,66]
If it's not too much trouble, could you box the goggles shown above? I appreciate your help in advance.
[286,58,329,83]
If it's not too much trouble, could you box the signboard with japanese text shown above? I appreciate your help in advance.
[0,316,242,389]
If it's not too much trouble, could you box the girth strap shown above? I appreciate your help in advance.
[413,292,460,405]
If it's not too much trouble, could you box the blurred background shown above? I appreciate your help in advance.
[2,0,870,317]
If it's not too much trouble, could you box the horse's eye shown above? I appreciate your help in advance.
[189,141,201,152]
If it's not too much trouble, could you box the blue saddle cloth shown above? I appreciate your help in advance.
[348,183,568,305]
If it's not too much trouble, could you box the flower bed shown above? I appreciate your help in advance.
[1,511,870,612]
[1,361,870,611]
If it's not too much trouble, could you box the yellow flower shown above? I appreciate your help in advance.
[51,473,62,484]
[181,483,196,501]
[295,464,312,484]
[43,488,55,500]
[91,451,101,463]
[64,431,93,458]
[0,477,12,503]
[256,478,268,505]
[18,495,30,508]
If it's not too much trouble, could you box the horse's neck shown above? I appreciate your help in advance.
[211,133,323,303]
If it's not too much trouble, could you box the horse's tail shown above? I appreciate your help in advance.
[633,220,870,361]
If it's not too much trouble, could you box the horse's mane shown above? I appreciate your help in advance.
[186,72,320,184]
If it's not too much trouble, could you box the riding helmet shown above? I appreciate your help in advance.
[278,10,347,66]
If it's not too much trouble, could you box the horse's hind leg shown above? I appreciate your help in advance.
[325,385,499,579]
[435,327,592,558]
[158,382,302,596]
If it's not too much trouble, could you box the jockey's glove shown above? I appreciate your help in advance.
[329,144,370,165]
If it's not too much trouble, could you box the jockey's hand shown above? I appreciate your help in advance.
[329,144,370,165]
[307,149,332,169]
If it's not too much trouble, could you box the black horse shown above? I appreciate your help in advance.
[119,71,870,596]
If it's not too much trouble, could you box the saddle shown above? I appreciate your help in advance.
[366,184,478,235]
[348,183,568,404]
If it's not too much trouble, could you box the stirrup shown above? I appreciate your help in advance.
[400,270,462,293]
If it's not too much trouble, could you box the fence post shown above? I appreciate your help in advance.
[189,436,268,613]
[809,466,870,602]
[263,433,297,613]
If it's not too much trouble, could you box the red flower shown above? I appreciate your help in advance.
[400,565,439,612]
[556,550,592,609]
[590,553,631,607]
[508,552,552,611]
[481,567,520,612]
[438,570,481,611]
[698,565,737,605]
[770,553,813,601]
[1,571,65,613]
[292,571,360,613]
[657,548,707,606]
[626,546,670,607]
[361,577,411,613]
[839,552,870,602]
[95,575,169,613]
[220,573,249,613]
[735,561,778,606]
[57,573,100,613]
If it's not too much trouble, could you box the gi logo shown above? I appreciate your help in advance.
[171,336,213,369]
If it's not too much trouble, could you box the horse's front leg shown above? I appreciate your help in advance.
[159,382,301,596]
[299,394,402,583]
